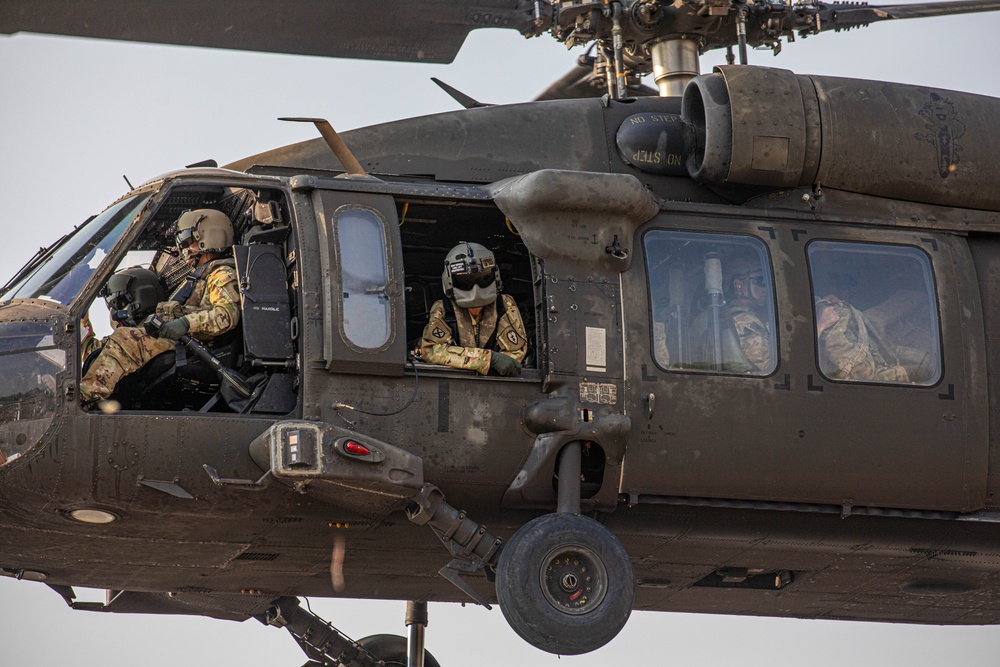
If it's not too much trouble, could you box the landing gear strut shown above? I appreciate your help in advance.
[405,601,429,667]
[262,598,442,667]
[356,601,441,667]
[495,442,635,655]
[262,597,382,667]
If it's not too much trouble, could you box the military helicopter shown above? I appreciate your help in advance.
[5,1,1000,667]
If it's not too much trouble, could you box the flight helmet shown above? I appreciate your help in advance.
[442,241,501,309]
[175,209,234,259]
[101,267,166,327]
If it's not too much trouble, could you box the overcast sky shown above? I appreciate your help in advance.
[3,4,1000,666]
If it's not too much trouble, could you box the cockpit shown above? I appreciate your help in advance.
[0,173,299,470]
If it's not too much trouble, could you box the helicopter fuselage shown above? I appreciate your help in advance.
[3,65,1000,635]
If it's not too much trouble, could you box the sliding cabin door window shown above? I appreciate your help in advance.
[807,241,941,385]
[644,231,777,375]
[316,190,405,376]
[334,206,392,351]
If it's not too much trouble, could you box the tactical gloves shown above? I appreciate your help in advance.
[489,351,522,377]
[158,317,190,341]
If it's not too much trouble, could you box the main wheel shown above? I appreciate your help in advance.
[356,633,442,667]
[495,513,635,655]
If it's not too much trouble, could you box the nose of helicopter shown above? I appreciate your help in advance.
[0,304,68,469]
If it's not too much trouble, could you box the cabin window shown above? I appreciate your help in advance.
[807,241,941,385]
[644,231,776,375]
[334,205,392,350]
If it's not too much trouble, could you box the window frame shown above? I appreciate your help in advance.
[331,203,394,353]
[806,238,943,387]
[642,228,779,378]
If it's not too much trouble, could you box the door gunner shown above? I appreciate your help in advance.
[417,242,527,376]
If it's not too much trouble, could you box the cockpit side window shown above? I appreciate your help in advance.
[807,241,941,386]
[644,230,777,376]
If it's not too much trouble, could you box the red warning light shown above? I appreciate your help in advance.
[344,441,371,456]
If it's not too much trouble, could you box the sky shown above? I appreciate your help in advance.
[3,4,1000,666]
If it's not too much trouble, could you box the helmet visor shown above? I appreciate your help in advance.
[175,226,196,248]
[103,291,130,312]
[451,270,496,291]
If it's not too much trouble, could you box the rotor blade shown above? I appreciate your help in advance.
[534,62,608,101]
[866,0,1000,18]
[0,0,540,64]
[789,0,1000,35]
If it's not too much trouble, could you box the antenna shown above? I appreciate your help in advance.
[279,118,368,178]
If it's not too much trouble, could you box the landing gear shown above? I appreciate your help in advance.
[357,634,441,667]
[495,512,635,655]
[496,442,634,654]
[263,597,443,667]
[262,597,384,667]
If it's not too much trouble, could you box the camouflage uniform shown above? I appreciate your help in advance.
[80,259,240,402]
[816,297,909,382]
[417,294,527,375]
[652,320,670,367]
[729,302,771,372]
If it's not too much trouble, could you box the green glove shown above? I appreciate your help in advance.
[489,351,522,377]
[158,317,190,341]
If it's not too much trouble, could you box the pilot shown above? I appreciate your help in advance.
[80,209,241,403]
[81,266,166,364]
[816,294,909,382]
[416,241,527,376]
[725,256,772,372]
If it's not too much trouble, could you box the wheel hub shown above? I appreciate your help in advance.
[540,544,608,615]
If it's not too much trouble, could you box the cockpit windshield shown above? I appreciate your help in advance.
[0,194,151,306]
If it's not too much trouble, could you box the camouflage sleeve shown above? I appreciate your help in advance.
[81,328,102,360]
[496,294,528,363]
[156,300,183,321]
[653,321,670,367]
[817,300,876,380]
[732,311,771,372]
[184,265,241,339]
[417,300,492,375]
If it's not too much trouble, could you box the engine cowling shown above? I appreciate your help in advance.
[682,65,1000,211]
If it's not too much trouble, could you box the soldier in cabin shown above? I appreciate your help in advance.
[416,242,527,376]
[724,255,773,373]
[816,294,909,382]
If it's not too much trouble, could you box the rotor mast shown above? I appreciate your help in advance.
[649,38,701,97]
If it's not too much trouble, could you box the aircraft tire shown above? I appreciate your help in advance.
[495,512,634,655]
[356,633,442,667]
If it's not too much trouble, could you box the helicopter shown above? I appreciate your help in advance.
[1,1,1000,667]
